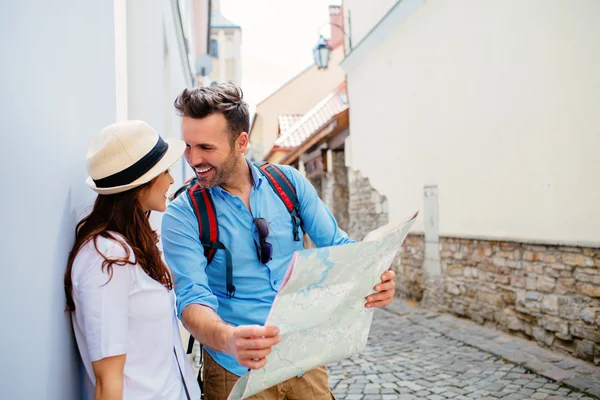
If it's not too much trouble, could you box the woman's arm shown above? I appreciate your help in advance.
[92,354,126,400]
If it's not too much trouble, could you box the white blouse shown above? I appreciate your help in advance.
[70,234,200,400]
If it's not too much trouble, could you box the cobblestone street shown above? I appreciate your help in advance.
[327,302,600,400]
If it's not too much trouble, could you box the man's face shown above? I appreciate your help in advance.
[182,113,242,189]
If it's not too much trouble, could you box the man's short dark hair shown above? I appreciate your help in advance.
[174,82,250,145]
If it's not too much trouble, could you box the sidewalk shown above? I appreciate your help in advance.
[327,301,600,399]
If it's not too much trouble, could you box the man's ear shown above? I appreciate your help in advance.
[237,132,249,153]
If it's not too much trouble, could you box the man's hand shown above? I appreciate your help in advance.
[225,325,281,370]
[365,270,396,308]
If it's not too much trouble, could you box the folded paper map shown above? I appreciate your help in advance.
[228,211,420,400]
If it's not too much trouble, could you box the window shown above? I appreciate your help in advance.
[209,39,219,58]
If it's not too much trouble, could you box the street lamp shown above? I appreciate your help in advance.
[313,36,331,70]
[312,19,353,70]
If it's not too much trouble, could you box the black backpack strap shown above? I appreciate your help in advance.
[185,183,236,298]
[186,336,205,398]
[256,162,302,241]
[168,176,196,202]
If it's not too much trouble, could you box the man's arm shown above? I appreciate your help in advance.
[281,165,396,308]
[181,304,280,369]
[280,165,353,248]
[161,199,280,369]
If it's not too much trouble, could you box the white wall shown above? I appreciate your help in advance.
[126,0,197,228]
[0,2,117,398]
[343,0,600,246]
[0,1,200,397]
[343,0,398,47]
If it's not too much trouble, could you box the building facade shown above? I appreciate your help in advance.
[341,0,600,363]
[207,0,242,86]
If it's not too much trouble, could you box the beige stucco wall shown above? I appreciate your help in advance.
[343,0,600,245]
[249,46,345,161]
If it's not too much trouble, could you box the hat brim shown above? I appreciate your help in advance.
[86,138,186,195]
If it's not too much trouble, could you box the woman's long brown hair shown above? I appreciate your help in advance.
[64,178,173,311]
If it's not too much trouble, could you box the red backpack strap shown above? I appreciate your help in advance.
[256,162,302,241]
[185,181,235,298]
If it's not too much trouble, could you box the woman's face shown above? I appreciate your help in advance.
[139,170,175,212]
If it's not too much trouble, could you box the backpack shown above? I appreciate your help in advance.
[169,162,303,299]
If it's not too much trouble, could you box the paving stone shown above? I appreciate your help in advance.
[501,395,526,400]
[542,383,560,390]
[536,388,554,394]
[517,388,536,396]
[441,392,459,398]
[587,385,600,398]
[563,376,597,392]
[531,393,549,399]
[348,388,366,394]
[525,382,545,389]
[555,360,579,370]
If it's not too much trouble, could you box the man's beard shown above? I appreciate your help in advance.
[195,149,238,189]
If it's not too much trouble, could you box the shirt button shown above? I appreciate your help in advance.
[273,280,278,285]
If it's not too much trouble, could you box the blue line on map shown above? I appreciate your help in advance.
[298,248,335,297]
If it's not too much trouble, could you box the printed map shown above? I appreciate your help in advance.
[228,211,419,400]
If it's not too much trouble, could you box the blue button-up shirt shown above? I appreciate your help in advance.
[161,160,353,376]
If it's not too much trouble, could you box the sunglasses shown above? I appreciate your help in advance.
[255,217,273,264]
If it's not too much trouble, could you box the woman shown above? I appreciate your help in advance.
[64,120,200,400]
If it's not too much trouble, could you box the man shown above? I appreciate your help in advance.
[162,83,396,399]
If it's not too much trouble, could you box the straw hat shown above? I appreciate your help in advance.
[86,120,185,195]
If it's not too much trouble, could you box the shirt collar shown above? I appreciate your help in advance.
[246,158,264,189]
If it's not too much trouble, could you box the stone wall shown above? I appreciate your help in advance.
[347,168,388,241]
[394,234,426,301]
[331,151,349,233]
[308,175,323,198]
[304,151,349,237]
[397,235,600,364]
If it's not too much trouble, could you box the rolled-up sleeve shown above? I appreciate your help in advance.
[280,165,355,247]
[161,196,219,317]
[76,240,133,362]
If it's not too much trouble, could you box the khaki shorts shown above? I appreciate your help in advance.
[202,350,335,400]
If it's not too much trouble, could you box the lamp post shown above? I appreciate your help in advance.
[312,15,352,70]
[313,36,331,70]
